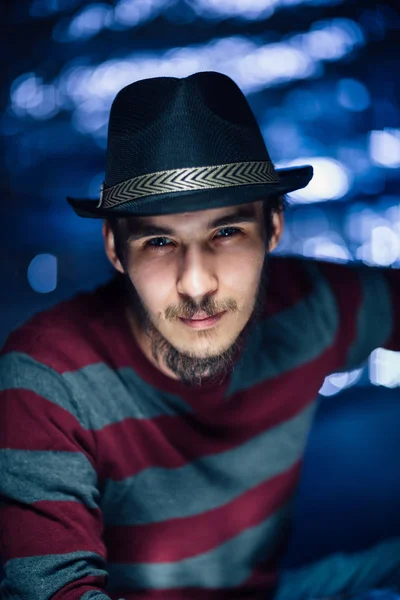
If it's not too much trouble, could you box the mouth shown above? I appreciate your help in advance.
[179,311,226,329]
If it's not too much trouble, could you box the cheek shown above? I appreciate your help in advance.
[128,262,174,313]
[220,249,264,293]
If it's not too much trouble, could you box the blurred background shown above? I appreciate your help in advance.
[1,0,400,592]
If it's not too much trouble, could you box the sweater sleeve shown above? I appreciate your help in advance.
[0,349,112,600]
[311,259,400,372]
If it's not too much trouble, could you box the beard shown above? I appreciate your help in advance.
[119,255,270,388]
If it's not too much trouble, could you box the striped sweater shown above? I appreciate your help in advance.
[0,256,399,600]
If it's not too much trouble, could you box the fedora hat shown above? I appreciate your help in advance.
[67,71,313,218]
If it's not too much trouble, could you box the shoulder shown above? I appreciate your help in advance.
[265,256,370,341]
[0,276,123,375]
[265,255,329,317]
[267,255,370,305]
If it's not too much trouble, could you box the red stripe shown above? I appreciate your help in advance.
[104,460,301,563]
[0,501,105,560]
[1,279,130,372]
[383,269,400,350]
[315,260,363,367]
[0,389,96,460]
[51,576,108,600]
[263,257,314,318]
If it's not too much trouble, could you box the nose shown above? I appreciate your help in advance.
[176,244,218,302]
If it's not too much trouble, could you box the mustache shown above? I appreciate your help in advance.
[164,298,238,321]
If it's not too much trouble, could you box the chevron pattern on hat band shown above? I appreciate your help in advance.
[97,161,280,209]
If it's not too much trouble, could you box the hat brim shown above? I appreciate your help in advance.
[66,165,313,218]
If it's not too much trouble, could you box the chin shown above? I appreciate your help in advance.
[172,331,240,357]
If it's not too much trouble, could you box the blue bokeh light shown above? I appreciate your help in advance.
[27,254,58,294]
[337,78,370,112]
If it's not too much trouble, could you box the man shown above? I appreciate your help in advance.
[0,72,399,600]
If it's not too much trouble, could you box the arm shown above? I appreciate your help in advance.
[0,350,112,600]
[310,259,400,371]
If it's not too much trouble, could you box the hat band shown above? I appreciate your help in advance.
[97,161,280,209]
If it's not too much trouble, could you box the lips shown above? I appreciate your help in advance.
[185,311,216,321]
[179,311,226,329]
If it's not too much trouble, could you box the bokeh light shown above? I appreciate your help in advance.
[319,369,363,396]
[285,158,350,202]
[337,78,370,112]
[27,254,58,294]
[370,349,400,388]
[369,129,400,169]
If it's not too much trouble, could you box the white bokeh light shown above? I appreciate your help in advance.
[369,349,400,388]
[356,225,400,266]
[67,4,112,40]
[10,74,59,120]
[319,368,363,396]
[283,157,350,202]
[195,0,276,19]
[291,18,364,61]
[344,206,385,244]
[369,129,400,169]
[302,236,351,261]
[385,204,400,238]
[113,0,162,27]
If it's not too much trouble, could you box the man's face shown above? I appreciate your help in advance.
[104,200,282,386]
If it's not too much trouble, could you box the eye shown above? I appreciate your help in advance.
[214,227,242,239]
[144,237,174,250]
[143,227,242,252]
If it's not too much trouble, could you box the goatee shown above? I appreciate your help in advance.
[119,256,269,388]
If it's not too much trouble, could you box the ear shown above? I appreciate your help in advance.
[102,220,125,274]
[268,210,284,253]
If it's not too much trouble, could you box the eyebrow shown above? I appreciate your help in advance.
[126,206,259,242]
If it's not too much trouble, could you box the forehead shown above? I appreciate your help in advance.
[126,200,264,233]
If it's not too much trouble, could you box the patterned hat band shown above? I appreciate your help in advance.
[97,160,280,209]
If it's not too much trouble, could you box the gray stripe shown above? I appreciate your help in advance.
[0,353,192,431]
[1,551,108,600]
[275,537,400,600]
[106,503,291,591]
[0,449,99,507]
[80,592,112,600]
[62,364,193,430]
[343,265,393,371]
[101,402,316,526]
[0,352,81,422]
[227,260,338,396]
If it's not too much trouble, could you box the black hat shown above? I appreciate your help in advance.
[67,71,313,218]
